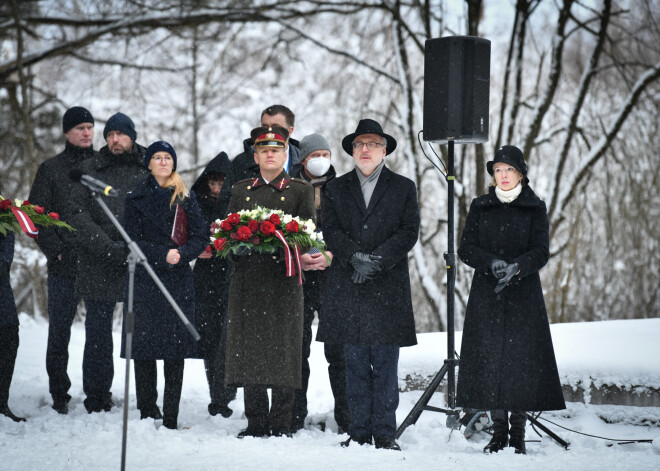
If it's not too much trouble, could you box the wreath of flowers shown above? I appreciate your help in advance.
[210,205,328,263]
[0,196,73,238]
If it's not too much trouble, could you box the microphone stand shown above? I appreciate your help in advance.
[85,191,199,471]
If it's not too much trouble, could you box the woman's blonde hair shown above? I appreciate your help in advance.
[158,171,188,207]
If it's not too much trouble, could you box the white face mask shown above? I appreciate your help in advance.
[305,157,331,177]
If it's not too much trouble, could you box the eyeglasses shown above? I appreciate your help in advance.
[152,156,173,162]
[352,141,385,150]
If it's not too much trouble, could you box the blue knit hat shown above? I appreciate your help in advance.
[145,141,177,171]
[62,106,94,133]
[103,112,137,141]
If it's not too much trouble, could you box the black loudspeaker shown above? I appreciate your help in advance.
[423,36,491,143]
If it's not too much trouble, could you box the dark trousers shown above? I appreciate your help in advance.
[134,359,184,423]
[344,344,399,439]
[324,342,351,431]
[208,316,236,407]
[83,300,115,402]
[0,325,19,407]
[291,295,315,428]
[491,409,527,437]
[46,274,78,402]
[244,384,294,432]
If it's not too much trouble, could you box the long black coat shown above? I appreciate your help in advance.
[191,152,232,358]
[224,171,315,389]
[120,176,207,360]
[456,185,565,411]
[68,144,150,302]
[0,233,18,326]
[316,166,420,347]
[28,141,96,278]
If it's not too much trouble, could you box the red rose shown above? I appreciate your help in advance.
[220,220,233,232]
[285,220,299,233]
[260,220,276,236]
[268,214,281,226]
[247,219,259,233]
[227,213,241,225]
[0,199,11,210]
[48,212,60,221]
[236,225,252,241]
[250,236,260,245]
[214,237,228,251]
[34,205,45,214]
[21,200,31,207]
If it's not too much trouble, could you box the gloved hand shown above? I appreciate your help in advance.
[494,262,519,293]
[233,245,253,257]
[352,270,369,284]
[107,241,128,264]
[490,259,507,278]
[349,252,383,282]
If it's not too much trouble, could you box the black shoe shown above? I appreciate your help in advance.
[102,397,115,412]
[52,397,69,415]
[484,432,509,454]
[208,402,232,418]
[271,427,293,438]
[1,406,26,422]
[509,435,526,454]
[374,436,401,451]
[237,426,270,438]
[290,420,304,432]
[341,435,372,447]
[162,417,178,430]
[140,405,163,420]
[337,424,349,435]
[84,396,114,414]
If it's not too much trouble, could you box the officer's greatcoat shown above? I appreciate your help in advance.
[224,170,315,389]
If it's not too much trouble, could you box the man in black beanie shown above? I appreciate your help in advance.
[67,111,149,413]
[28,106,96,414]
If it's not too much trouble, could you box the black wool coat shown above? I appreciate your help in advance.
[0,233,18,326]
[456,185,565,411]
[68,144,150,302]
[224,171,315,389]
[191,152,232,358]
[120,176,207,360]
[316,166,420,347]
[28,141,96,278]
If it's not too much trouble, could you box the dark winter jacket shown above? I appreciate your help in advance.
[120,176,207,360]
[456,185,565,411]
[224,171,315,389]
[316,166,420,347]
[28,141,96,278]
[68,144,150,302]
[228,137,301,187]
[191,151,232,358]
[0,233,18,326]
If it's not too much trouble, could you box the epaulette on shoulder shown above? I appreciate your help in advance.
[290,177,311,186]
[233,178,254,187]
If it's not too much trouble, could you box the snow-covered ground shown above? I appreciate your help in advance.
[1,315,659,470]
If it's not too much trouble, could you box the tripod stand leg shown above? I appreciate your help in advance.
[526,413,570,449]
[395,362,450,439]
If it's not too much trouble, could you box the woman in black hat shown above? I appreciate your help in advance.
[121,141,207,429]
[456,145,565,454]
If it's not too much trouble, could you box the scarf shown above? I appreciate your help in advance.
[495,183,522,203]
[355,161,385,208]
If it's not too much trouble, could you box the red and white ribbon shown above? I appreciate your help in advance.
[273,229,303,285]
[10,206,39,239]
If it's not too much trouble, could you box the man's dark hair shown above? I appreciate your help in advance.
[261,104,295,127]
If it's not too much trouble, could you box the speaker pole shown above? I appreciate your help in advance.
[396,140,459,439]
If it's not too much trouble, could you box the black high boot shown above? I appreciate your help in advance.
[484,409,508,453]
[509,411,527,454]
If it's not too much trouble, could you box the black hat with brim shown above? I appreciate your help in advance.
[341,119,397,156]
[487,145,529,183]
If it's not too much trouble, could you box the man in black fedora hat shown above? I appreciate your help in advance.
[316,118,420,451]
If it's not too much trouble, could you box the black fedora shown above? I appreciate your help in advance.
[487,145,529,184]
[341,119,397,156]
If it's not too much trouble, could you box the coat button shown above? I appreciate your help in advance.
[281,197,285,201]
[499,249,504,254]
[363,224,368,230]
[246,197,250,201]
[246,185,252,190]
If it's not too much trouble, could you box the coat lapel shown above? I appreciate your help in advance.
[347,170,367,216]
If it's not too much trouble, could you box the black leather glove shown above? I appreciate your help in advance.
[494,262,519,293]
[490,259,507,278]
[108,241,128,264]
[349,252,383,282]
[352,270,369,284]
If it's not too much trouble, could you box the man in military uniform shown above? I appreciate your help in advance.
[224,125,315,438]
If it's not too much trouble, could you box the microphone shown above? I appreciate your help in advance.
[68,168,118,197]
